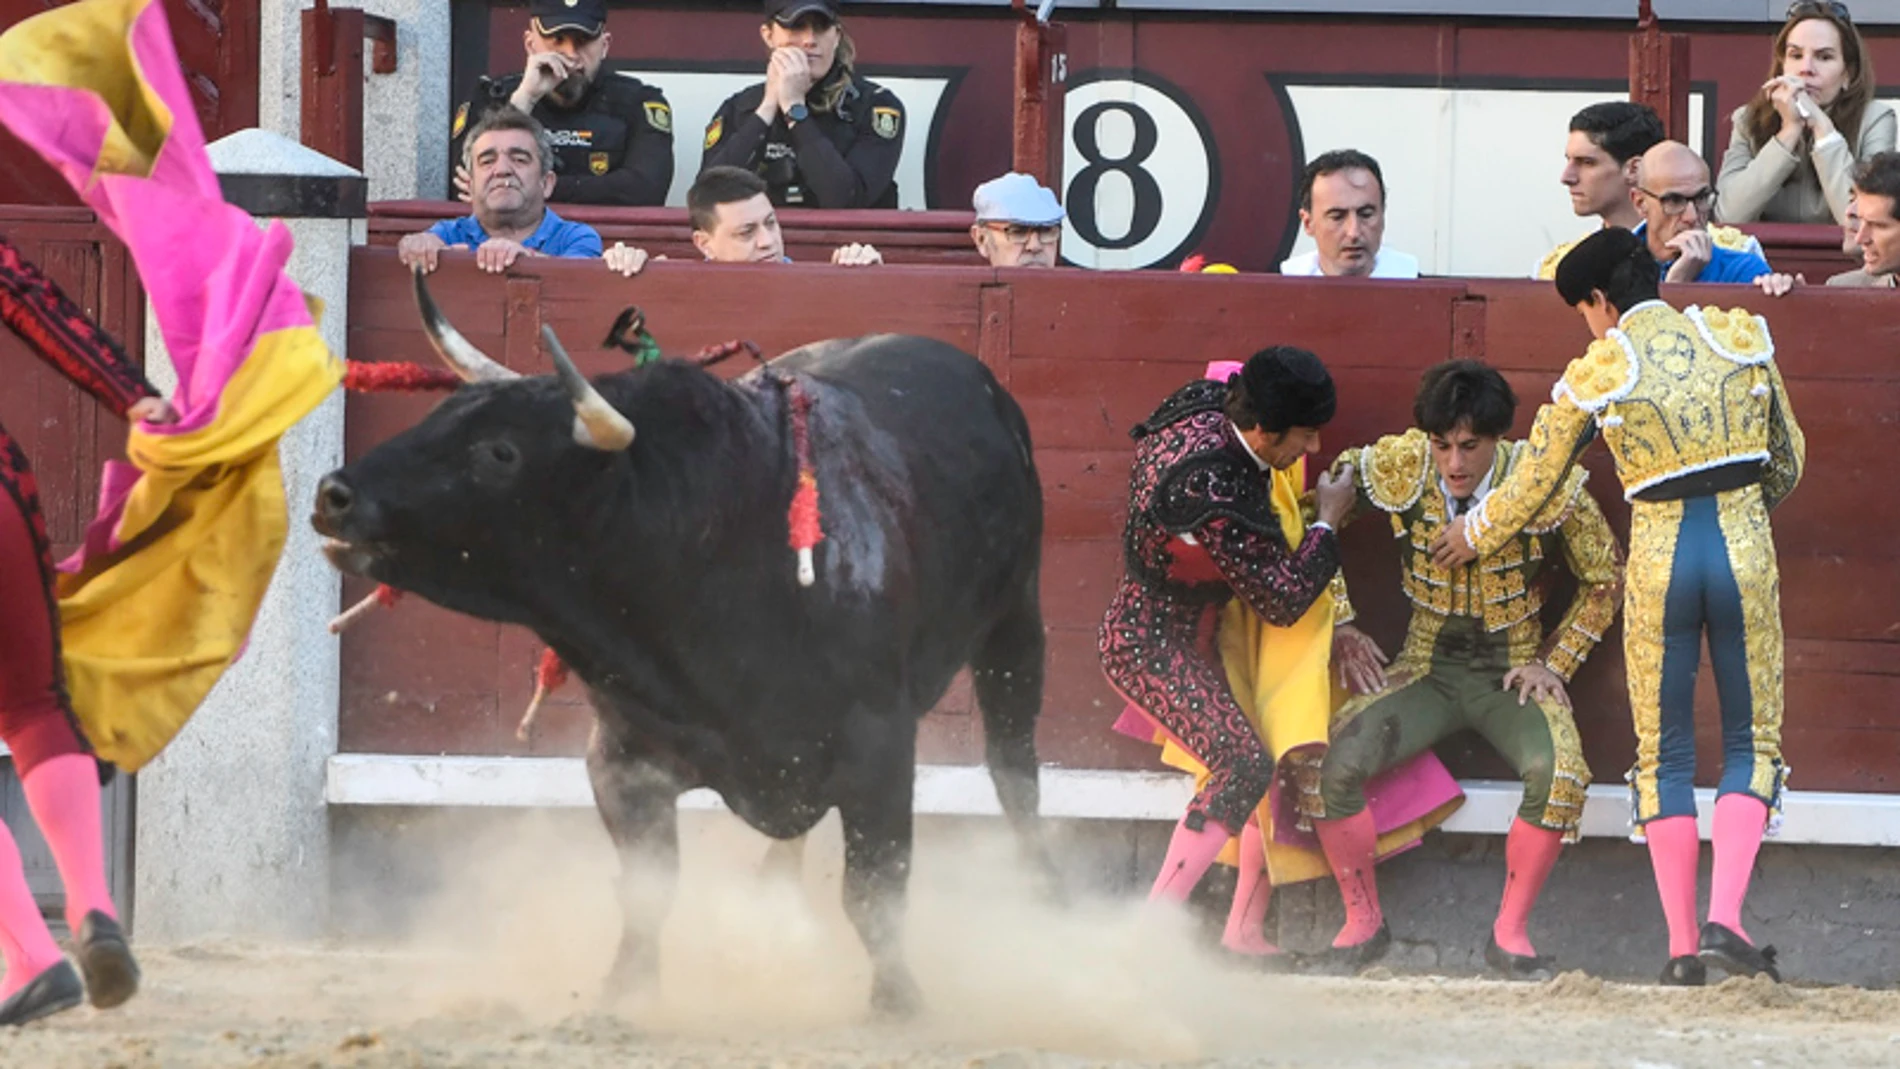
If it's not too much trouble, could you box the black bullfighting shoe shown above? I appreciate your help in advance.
[1305,922,1392,975]
[0,959,83,1027]
[1697,922,1780,982]
[1659,954,1707,986]
[72,910,140,1009]
[1483,935,1556,982]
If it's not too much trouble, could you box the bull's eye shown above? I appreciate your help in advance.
[472,438,523,485]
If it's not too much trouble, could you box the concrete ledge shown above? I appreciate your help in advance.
[325,754,1900,846]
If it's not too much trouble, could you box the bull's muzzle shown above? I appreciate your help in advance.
[312,472,382,576]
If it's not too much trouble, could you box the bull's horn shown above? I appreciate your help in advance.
[412,265,518,383]
[541,324,636,451]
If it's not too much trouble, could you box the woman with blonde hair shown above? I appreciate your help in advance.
[699,0,907,209]
[1715,1,1895,226]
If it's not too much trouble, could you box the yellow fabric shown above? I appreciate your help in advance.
[55,323,342,770]
[0,0,173,183]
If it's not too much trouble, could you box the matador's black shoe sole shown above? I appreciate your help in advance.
[1484,935,1556,982]
[73,910,140,1009]
[1660,954,1707,986]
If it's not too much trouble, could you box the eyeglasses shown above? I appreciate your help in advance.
[982,222,1061,245]
[1637,186,1716,217]
[1786,1,1851,21]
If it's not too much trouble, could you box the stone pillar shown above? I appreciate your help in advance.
[261,0,451,200]
[131,130,363,941]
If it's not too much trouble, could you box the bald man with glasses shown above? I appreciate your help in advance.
[1634,142,1799,296]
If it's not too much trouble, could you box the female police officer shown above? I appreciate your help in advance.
[700,0,906,209]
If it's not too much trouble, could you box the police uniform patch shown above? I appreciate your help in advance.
[644,101,672,134]
[704,116,724,151]
[871,106,901,140]
[451,101,470,139]
[589,152,610,175]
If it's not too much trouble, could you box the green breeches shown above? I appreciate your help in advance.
[1319,616,1590,837]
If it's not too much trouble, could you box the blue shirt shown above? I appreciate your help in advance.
[1632,223,1772,284]
[427,207,602,258]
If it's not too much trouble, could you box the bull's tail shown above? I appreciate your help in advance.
[971,578,1063,902]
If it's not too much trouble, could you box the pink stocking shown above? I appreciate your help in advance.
[1644,815,1701,958]
[1492,818,1563,957]
[20,753,115,932]
[1708,794,1769,943]
[1313,809,1383,947]
[1149,811,1234,904]
[0,820,64,1001]
[1221,821,1280,955]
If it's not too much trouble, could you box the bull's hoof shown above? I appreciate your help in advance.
[869,972,924,1020]
[599,948,659,1006]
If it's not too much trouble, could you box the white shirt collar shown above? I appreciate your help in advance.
[1440,462,1496,517]
[1232,424,1272,471]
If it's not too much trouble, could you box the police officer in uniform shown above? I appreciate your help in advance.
[451,0,673,206]
[699,0,905,209]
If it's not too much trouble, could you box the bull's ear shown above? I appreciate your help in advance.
[414,265,518,383]
[541,325,635,452]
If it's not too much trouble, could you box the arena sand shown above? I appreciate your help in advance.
[3,810,1897,1068]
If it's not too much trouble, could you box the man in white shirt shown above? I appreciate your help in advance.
[1281,150,1420,279]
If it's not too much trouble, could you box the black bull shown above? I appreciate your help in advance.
[312,272,1057,1015]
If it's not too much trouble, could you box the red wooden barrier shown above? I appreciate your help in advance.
[339,250,1900,795]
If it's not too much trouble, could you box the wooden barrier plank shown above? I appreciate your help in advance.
[336,254,1900,796]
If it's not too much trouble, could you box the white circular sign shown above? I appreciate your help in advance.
[1060,74,1216,270]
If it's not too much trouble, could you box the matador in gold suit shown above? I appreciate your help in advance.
[1439,228,1804,988]
[1311,359,1623,980]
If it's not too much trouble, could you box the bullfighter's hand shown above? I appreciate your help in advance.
[1503,663,1571,711]
[1753,271,1803,297]
[1663,229,1713,283]
[604,242,651,277]
[475,237,534,274]
[831,243,883,266]
[1314,462,1354,528]
[1332,624,1390,695]
[128,397,180,425]
[1429,515,1479,569]
[397,231,449,273]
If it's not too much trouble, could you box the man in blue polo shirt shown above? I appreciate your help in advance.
[399,108,602,274]
[1633,141,1793,295]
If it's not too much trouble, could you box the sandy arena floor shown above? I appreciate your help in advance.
[6,815,1898,1068]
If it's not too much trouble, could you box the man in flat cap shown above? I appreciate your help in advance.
[970,172,1064,268]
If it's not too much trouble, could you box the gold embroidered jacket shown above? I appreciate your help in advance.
[1467,301,1806,558]
[1336,430,1624,681]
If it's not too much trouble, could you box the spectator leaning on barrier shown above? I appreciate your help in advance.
[402,108,604,274]
[1282,150,1419,279]
[603,165,881,275]
[1715,1,1894,228]
[971,173,1063,268]
[699,0,906,209]
[1634,141,1799,296]
[451,0,674,207]
[1829,151,1900,288]
[1536,101,1665,278]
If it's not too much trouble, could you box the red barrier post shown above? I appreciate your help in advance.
[1011,0,1068,193]
[1629,0,1692,143]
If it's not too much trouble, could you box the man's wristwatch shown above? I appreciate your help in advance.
[786,103,810,126]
